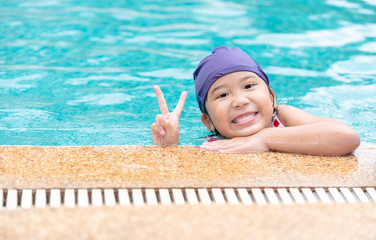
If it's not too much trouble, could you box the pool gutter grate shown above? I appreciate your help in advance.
[1,187,376,210]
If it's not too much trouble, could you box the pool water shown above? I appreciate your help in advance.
[0,0,375,146]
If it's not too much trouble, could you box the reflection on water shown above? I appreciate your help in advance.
[235,24,376,48]
[301,84,376,142]
[327,55,376,80]
[0,0,375,145]
[67,93,136,106]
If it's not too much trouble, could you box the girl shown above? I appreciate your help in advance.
[151,46,360,155]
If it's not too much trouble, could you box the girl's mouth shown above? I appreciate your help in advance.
[232,112,258,125]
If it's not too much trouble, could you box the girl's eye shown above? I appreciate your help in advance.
[245,84,254,89]
[217,93,228,99]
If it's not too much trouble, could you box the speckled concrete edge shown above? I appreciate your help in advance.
[0,144,375,240]
[0,143,375,189]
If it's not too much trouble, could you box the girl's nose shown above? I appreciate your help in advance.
[232,94,250,108]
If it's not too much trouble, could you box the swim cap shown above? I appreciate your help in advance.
[193,45,269,112]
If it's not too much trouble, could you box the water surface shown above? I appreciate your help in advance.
[0,0,375,145]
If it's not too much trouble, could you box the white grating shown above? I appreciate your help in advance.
[185,188,199,205]
[77,189,89,207]
[289,188,305,204]
[237,188,253,205]
[21,189,32,209]
[131,189,144,206]
[212,188,226,204]
[277,188,293,204]
[1,187,375,210]
[251,188,267,205]
[315,188,332,203]
[64,189,75,208]
[104,189,116,206]
[328,188,346,203]
[224,188,239,205]
[159,189,172,205]
[50,189,61,208]
[198,188,211,204]
[172,189,185,205]
[91,189,103,207]
[118,189,130,206]
[145,189,158,206]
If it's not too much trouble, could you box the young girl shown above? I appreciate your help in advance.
[151,46,360,155]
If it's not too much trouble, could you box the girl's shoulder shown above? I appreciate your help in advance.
[276,104,324,127]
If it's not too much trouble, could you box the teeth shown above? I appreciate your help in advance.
[233,113,256,123]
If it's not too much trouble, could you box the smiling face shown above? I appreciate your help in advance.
[201,71,275,138]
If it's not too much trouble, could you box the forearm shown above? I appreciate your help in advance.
[262,120,360,155]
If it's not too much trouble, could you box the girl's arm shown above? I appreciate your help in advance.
[151,85,187,146]
[262,105,360,155]
[201,105,360,155]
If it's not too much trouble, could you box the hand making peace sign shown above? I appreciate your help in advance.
[151,85,187,145]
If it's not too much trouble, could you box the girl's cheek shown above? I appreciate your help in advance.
[212,109,225,122]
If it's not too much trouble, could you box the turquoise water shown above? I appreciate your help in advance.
[0,0,375,146]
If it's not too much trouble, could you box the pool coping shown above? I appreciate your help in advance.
[0,143,375,189]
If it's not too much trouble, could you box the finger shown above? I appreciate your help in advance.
[151,123,158,139]
[172,91,187,118]
[216,143,246,153]
[155,114,166,136]
[202,144,238,153]
[151,123,164,145]
[158,115,176,134]
[219,147,259,154]
[153,85,169,115]
[200,139,236,150]
[151,122,157,133]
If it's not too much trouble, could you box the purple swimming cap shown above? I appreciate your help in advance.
[193,46,269,112]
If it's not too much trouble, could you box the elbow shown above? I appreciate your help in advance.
[335,128,360,155]
[346,129,360,153]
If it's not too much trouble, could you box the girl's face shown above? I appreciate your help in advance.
[201,71,275,138]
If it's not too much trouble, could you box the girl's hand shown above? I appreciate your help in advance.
[151,85,187,146]
[200,129,270,153]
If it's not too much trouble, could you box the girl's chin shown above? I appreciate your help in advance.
[221,127,264,138]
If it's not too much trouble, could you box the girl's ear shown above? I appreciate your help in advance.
[269,88,277,106]
[201,113,215,132]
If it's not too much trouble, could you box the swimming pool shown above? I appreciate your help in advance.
[0,0,375,146]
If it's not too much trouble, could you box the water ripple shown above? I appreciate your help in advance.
[326,0,361,8]
[139,68,194,80]
[266,56,376,82]
[326,0,375,14]
[264,66,323,77]
[0,73,46,90]
[326,55,376,82]
[300,84,376,142]
[0,109,53,128]
[358,42,376,53]
[67,93,135,106]
[362,0,376,6]
[0,65,130,73]
[234,24,376,48]
[125,36,209,45]
[19,1,61,7]
[65,74,149,85]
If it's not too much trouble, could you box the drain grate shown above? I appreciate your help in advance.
[1,187,376,210]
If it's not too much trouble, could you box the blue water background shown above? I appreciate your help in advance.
[0,0,375,145]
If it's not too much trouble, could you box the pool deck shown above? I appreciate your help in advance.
[0,143,375,188]
[2,203,376,240]
[0,143,376,239]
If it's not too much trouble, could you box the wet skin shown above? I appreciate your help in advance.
[201,71,275,139]
[151,71,360,155]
